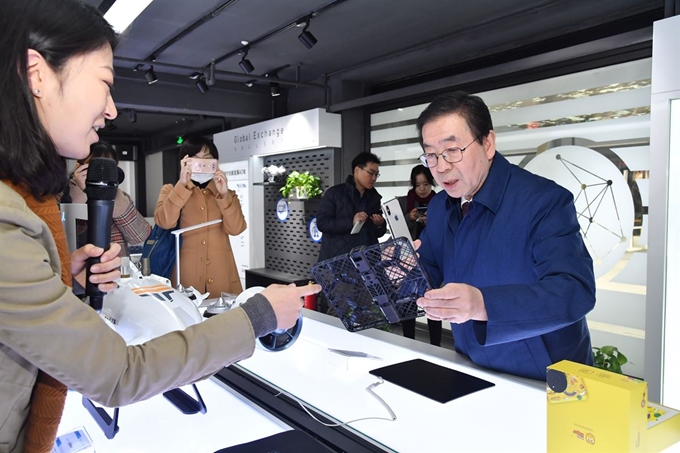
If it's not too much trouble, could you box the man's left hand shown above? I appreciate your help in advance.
[370,213,385,226]
[72,243,121,292]
[417,283,488,323]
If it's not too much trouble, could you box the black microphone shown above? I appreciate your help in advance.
[85,157,118,312]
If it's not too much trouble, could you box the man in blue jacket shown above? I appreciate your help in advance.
[415,92,596,381]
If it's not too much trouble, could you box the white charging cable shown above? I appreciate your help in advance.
[280,378,397,427]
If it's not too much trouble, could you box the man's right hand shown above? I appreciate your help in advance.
[417,283,488,323]
[260,283,322,330]
[353,212,368,225]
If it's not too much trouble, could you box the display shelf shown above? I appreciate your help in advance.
[253,181,284,187]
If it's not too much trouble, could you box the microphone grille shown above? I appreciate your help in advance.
[86,157,118,201]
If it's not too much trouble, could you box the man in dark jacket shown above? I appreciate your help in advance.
[316,152,387,263]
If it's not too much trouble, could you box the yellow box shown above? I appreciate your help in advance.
[647,402,680,453]
[547,360,680,452]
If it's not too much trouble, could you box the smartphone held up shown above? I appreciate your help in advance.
[186,158,217,174]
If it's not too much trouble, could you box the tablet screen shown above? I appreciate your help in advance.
[369,358,495,403]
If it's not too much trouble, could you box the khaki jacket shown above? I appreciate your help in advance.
[154,179,246,297]
[0,181,256,453]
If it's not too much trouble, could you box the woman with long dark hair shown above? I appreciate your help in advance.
[0,1,318,450]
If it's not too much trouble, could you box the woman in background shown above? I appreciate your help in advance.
[0,2,318,450]
[398,165,442,346]
[62,141,151,256]
[154,136,247,296]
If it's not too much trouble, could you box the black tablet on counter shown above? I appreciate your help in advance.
[369,358,495,403]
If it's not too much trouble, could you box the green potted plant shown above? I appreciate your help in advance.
[592,345,628,374]
[279,171,323,199]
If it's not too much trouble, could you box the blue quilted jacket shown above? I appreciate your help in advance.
[418,152,596,380]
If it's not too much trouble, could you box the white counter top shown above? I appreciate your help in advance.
[58,310,680,452]
[57,374,289,452]
[236,313,546,452]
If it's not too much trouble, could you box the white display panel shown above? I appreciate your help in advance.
[663,98,680,408]
[220,161,250,289]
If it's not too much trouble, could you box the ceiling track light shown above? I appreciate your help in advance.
[144,66,158,84]
[245,79,256,88]
[269,82,281,97]
[196,77,209,94]
[298,22,317,49]
[239,49,255,74]
[129,109,137,123]
[207,60,216,86]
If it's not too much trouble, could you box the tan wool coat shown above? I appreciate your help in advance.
[154,179,247,297]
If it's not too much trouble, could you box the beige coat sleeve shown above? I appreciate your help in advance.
[215,189,247,236]
[0,188,256,408]
[154,182,192,229]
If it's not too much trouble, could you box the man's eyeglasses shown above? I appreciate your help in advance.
[419,135,481,168]
[359,167,380,179]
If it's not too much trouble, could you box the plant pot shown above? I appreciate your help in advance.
[294,187,308,200]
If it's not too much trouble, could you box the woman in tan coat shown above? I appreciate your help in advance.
[154,136,246,296]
